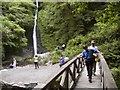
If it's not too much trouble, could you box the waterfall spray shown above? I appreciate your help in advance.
[33,0,38,56]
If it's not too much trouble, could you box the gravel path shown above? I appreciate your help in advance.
[0,64,60,87]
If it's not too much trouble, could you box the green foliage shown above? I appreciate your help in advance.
[39,2,120,73]
[1,16,27,48]
[92,2,120,69]
[1,2,35,59]
[111,68,120,89]
[99,40,120,69]
[38,2,88,51]
[50,50,62,64]
[2,2,35,28]
[65,35,84,59]
[38,56,42,61]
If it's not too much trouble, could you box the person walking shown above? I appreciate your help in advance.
[88,40,99,75]
[34,55,39,69]
[61,44,66,56]
[81,45,97,83]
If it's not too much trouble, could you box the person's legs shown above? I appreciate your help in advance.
[93,61,96,75]
[89,59,94,83]
[86,61,92,83]
[34,62,37,69]
[85,61,89,76]
[36,62,39,68]
[89,61,93,79]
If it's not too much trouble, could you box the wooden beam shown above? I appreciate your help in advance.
[68,68,75,81]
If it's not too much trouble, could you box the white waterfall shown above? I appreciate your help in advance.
[33,0,38,56]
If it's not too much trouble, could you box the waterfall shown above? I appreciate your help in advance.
[33,0,38,56]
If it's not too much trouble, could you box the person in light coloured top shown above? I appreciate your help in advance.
[13,58,17,68]
[62,44,66,51]
[89,40,99,52]
[88,40,99,76]
[34,55,39,69]
[64,56,69,62]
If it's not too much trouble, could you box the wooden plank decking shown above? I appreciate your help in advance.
[75,62,102,89]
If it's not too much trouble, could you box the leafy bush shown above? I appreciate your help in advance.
[65,35,84,59]
[1,16,27,48]
[111,68,120,89]
[50,50,62,64]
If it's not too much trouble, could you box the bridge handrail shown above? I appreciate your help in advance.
[34,53,118,90]
[33,54,84,90]
[98,53,118,89]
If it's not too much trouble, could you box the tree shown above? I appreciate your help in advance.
[38,2,88,51]
[1,2,35,59]
[2,2,35,47]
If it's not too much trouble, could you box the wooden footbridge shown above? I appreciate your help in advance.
[0,53,118,90]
